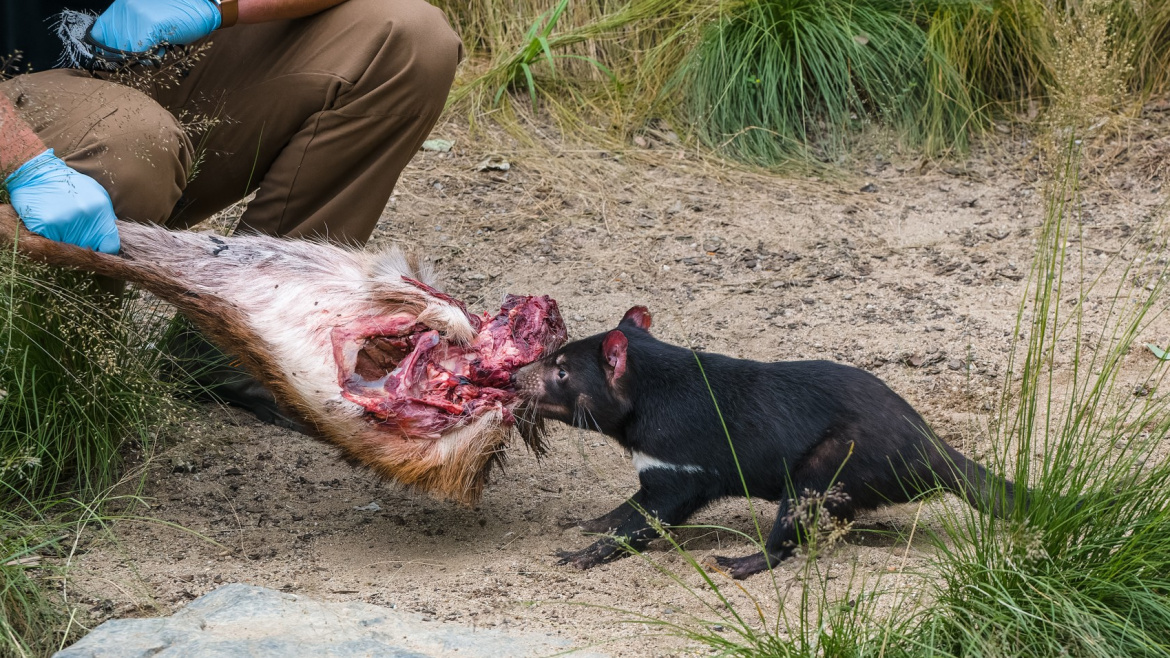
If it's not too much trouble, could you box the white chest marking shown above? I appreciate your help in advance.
[631,451,703,474]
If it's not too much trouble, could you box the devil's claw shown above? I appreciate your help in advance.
[554,541,623,569]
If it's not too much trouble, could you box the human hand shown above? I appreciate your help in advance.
[5,150,121,254]
[89,0,221,60]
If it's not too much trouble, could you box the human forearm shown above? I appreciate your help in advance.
[0,96,47,181]
[236,0,351,24]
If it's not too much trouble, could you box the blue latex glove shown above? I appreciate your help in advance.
[5,150,121,254]
[90,0,221,58]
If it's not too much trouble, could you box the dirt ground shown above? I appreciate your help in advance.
[63,107,1170,656]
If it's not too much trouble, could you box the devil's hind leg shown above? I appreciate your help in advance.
[706,464,858,580]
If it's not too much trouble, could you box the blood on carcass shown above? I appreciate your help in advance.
[334,294,566,439]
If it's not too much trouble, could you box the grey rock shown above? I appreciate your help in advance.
[57,584,607,658]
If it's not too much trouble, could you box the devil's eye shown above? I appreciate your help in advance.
[557,368,567,380]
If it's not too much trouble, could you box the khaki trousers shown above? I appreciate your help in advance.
[1,0,461,245]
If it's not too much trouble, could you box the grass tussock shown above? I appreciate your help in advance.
[439,0,1167,167]
[681,0,978,165]
[1,559,68,658]
[908,137,1170,658]
[1112,0,1170,96]
[1,560,66,658]
[0,238,185,655]
[0,248,180,504]
[0,495,166,658]
[918,0,1054,107]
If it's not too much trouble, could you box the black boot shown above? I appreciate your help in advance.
[162,318,307,434]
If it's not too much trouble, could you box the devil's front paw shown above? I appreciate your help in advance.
[555,540,624,570]
[702,553,771,580]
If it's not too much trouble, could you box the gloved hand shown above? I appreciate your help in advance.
[5,150,121,254]
[89,0,221,59]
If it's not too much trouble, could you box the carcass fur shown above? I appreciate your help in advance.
[0,205,565,504]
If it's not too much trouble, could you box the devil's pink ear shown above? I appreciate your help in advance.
[620,306,652,331]
[601,330,628,383]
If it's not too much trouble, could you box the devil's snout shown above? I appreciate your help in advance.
[512,362,539,396]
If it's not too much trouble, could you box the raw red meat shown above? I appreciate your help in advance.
[332,294,567,439]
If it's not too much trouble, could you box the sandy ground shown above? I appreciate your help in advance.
[62,108,1170,656]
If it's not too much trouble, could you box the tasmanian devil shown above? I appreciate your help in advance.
[514,306,1017,579]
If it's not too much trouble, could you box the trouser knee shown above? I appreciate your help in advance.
[329,0,463,117]
[1,70,192,225]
